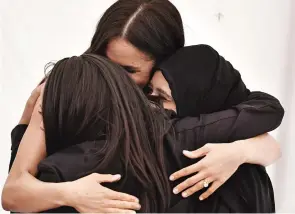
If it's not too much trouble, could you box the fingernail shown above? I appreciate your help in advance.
[183,150,191,155]
[134,198,139,203]
[173,188,179,194]
[199,196,204,201]
[169,175,175,181]
[182,192,188,198]
[112,174,121,181]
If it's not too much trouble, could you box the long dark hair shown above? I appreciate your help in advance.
[85,0,185,64]
[42,54,171,212]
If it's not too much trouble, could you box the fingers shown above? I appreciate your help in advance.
[104,187,139,203]
[199,180,223,201]
[181,177,214,198]
[93,173,121,183]
[104,200,141,211]
[170,162,203,181]
[28,84,44,105]
[183,144,211,159]
[105,208,136,213]
[172,171,207,194]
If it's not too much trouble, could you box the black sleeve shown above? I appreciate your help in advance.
[9,124,28,171]
[173,91,284,150]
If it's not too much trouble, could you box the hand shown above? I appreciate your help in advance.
[28,83,45,130]
[170,143,246,200]
[65,173,141,213]
[19,83,45,125]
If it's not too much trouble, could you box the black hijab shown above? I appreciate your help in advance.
[157,45,250,117]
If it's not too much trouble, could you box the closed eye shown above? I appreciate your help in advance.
[122,66,137,74]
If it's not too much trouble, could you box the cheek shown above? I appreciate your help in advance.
[128,72,151,87]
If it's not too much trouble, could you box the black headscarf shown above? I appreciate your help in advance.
[157,45,250,117]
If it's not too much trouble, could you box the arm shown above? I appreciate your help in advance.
[174,91,284,147]
[3,89,139,213]
[170,94,282,199]
[2,99,66,212]
[236,133,281,166]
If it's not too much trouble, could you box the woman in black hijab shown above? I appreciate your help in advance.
[149,44,283,212]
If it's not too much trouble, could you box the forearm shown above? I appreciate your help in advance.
[235,134,281,166]
[2,172,70,212]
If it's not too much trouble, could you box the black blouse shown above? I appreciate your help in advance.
[10,90,282,212]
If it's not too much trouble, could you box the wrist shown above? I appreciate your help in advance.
[56,182,74,207]
[19,112,32,125]
[232,140,248,164]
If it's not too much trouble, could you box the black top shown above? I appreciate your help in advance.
[10,91,282,212]
[9,45,283,213]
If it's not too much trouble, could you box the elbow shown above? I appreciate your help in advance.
[1,184,17,211]
[275,141,282,162]
[1,173,25,212]
[264,139,282,167]
[271,102,285,130]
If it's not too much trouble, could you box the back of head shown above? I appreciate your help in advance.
[86,0,184,63]
[42,54,171,212]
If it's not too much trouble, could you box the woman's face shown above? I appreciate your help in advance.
[149,71,176,112]
[106,38,155,87]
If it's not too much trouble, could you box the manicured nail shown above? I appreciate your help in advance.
[169,175,175,181]
[199,196,204,201]
[182,192,188,198]
[112,174,121,181]
[173,188,179,194]
[183,150,191,155]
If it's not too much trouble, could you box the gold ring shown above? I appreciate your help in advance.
[203,179,209,188]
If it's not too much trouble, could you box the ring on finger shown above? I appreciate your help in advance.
[202,179,210,188]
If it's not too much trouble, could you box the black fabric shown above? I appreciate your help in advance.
[8,89,282,212]
[8,45,283,213]
[158,44,251,117]
[9,124,28,170]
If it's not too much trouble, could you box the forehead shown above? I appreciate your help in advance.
[106,38,150,67]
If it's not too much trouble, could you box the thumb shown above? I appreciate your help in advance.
[94,173,121,183]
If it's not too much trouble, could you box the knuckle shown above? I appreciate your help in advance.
[186,178,195,186]
[206,170,213,177]
[218,176,226,183]
[182,168,189,175]
[206,189,213,195]
[186,188,193,195]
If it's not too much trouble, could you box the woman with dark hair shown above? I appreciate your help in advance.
[85,0,184,87]
[4,55,281,212]
[2,0,283,212]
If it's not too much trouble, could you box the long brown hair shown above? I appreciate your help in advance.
[42,54,171,212]
[86,0,185,64]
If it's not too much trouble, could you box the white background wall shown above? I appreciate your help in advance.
[0,0,294,212]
